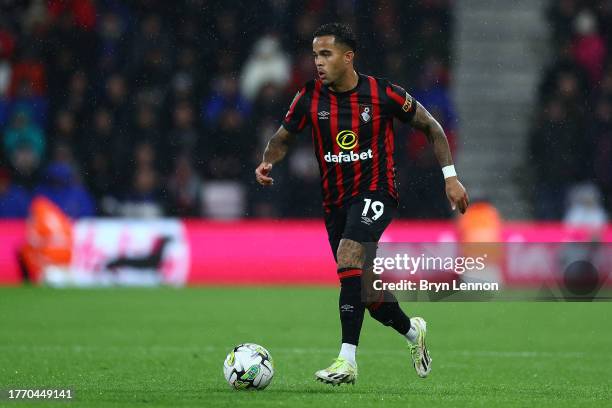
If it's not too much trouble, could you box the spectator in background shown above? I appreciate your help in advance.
[8,59,46,101]
[214,10,240,51]
[0,1,456,220]
[165,100,200,171]
[539,39,590,103]
[411,56,457,140]
[571,10,606,86]
[202,74,251,127]
[46,0,98,76]
[102,140,164,218]
[240,35,291,101]
[129,13,172,99]
[591,96,612,213]
[206,107,249,180]
[173,47,200,98]
[8,79,48,128]
[47,0,96,31]
[33,162,95,218]
[547,0,580,48]
[52,108,80,154]
[597,66,612,98]
[102,73,131,143]
[118,165,164,218]
[564,182,608,232]
[84,107,123,202]
[131,104,162,157]
[3,107,45,185]
[104,73,129,117]
[0,167,30,217]
[529,98,582,220]
[0,22,16,66]
[166,155,202,217]
[96,9,130,77]
[61,70,91,123]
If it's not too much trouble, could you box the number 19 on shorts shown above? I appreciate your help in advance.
[362,198,384,221]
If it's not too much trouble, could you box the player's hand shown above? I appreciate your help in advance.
[445,177,469,214]
[255,162,274,186]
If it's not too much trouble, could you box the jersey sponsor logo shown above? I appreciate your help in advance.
[359,104,372,123]
[336,130,358,150]
[324,149,373,163]
[402,92,413,112]
[318,110,330,119]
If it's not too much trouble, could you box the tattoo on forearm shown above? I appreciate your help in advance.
[263,129,294,164]
[263,136,287,164]
[411,101,453,167]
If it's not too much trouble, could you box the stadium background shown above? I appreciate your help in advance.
[0,0,611,285]
[1,1,611,406]
[0,0,610,221]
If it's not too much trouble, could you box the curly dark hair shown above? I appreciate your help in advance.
[313,22,357,52]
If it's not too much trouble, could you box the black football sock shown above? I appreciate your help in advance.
[337,268,366,346]
[367,290,411,335]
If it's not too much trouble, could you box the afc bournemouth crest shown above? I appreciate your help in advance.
[359,104,372,124]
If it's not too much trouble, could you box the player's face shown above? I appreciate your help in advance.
[312,36,353,86]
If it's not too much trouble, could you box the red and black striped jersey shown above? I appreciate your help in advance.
[281,73,417,210]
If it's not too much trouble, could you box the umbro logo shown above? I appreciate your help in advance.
[361,216,373,225]
[318,111,330,119]
[340,304,354,312]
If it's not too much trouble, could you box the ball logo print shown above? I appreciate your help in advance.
[336,130,358,150]
[223,343,274,390]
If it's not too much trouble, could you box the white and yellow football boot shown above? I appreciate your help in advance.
[409,317,432,378]
[314,357,357,386]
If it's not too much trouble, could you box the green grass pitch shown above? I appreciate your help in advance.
[1,287,610,407]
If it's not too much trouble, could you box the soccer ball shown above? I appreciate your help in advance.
[223,343,274,390]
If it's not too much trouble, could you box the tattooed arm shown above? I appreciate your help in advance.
[255,126,295,186]
[410,101,470,214]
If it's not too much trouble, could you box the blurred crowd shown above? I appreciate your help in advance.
[0,0,454,219]
[529,0,611,227]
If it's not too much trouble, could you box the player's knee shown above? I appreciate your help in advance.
[336,250,360,270]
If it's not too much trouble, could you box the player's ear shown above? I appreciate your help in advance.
[344,50,354,65]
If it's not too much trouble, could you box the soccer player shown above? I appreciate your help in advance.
[255,23,469,385]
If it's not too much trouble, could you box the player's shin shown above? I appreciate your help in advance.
[337,268,366,364]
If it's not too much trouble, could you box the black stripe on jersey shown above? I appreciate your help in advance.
[310,81,331,204]
[373,78,388,195]
[349,91,361,198]
[316,87,340,205]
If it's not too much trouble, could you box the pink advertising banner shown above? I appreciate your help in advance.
[0,220,611,285]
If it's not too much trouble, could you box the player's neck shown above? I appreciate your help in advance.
[329,69,359,93]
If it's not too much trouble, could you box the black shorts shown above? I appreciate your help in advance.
[324,191,397,261]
